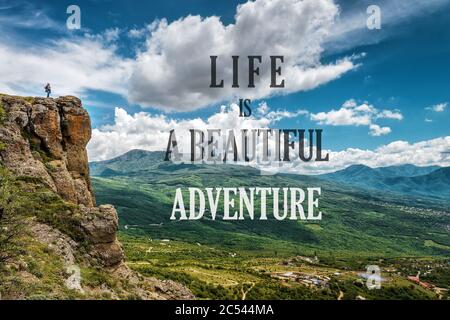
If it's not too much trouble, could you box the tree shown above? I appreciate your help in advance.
[0,168,23,263]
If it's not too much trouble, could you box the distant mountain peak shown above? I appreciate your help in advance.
[123,149,154,155]
[320,162,448,200]
[117,149,155,158]
[343,164,373,171]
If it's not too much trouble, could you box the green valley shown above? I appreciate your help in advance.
[90,150,450,299]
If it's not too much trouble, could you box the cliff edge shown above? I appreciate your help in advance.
[0,94,193,299]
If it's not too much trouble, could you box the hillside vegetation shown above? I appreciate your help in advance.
[90,150,450,300]
[0,95,192,300]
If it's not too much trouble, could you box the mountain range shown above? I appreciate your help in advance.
[320,164,450,200]
[89,149,450,257]
[90,150,450,201]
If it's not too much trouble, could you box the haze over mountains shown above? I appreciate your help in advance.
[90,149,450,201]
[320,164,449,200]
[88,149,450,258]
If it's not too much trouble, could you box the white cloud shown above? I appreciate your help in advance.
[127,28,145,39]
[88,103,450,175]
[127,0,357,111]
[311,106,371,126]
[88,101,302,161]
[377,110,403,120]
[0,36,133,97]
[310,100,402,136]
[284,137,450,175]
[103,28,121,42]
[0,4,134,97]
[426,102,447,112]
[0,0,356,111]
[342,99,357,108]
[127,21,159,39]
[1,0,449,113]
[369,124,391,136]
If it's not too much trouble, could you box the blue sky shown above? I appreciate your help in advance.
[1,0,449,170]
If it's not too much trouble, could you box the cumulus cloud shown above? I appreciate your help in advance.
[376,110,404,120]
[2,0,449,113]
[426,102,447,112]
[0,0,356,111]
[310,99,402,136]
[127,0,357,111]
[369,124,391,137]
[88,104,449,175]
[293,137,450,175]
[88,101,304,161]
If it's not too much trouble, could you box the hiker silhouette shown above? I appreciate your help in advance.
[44,83,51,98]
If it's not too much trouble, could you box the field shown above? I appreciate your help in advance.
[120,234,448,300]
[90,150,450,299]
[92,171,450,258]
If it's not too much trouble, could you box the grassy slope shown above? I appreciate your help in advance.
[90,152,450,300]
[92,165,450,258]
[119,235,442,300]
[0,174,140,299]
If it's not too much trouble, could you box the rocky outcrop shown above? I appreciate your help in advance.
[0,95,122,267]
[28,219,193,299]
[0,94,194,299]
[0,95,94,206]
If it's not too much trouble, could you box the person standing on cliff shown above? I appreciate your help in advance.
[44,83,51,98]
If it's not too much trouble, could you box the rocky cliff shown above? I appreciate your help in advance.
[1,96,94,206]
[0,94,193,299]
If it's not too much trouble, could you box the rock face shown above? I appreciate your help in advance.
[0,95,94,206]
[0,95,123,267]
[0,94,194,299]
